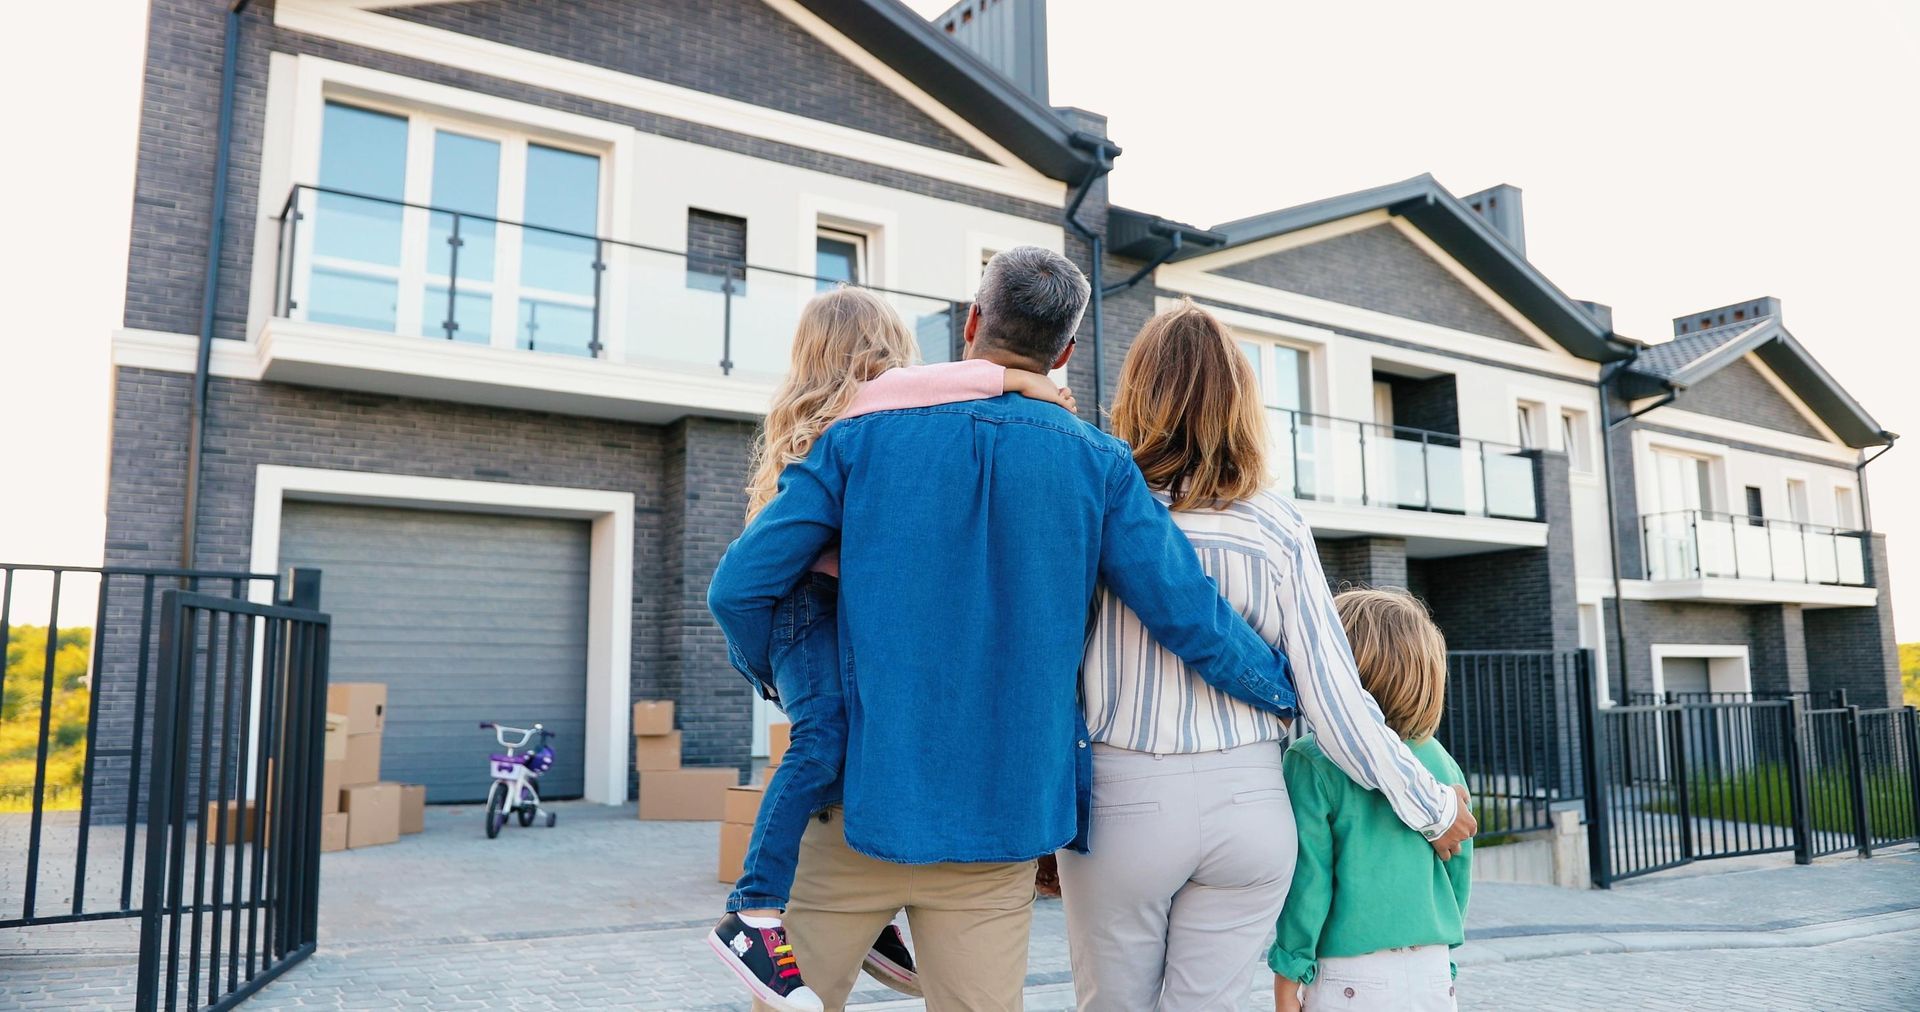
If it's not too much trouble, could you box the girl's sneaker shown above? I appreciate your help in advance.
[861,921,922,997]
[707,912,823,1012]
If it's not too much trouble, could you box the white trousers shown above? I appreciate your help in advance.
[1304,944,1457,1011]
[1057,741,1296,1012]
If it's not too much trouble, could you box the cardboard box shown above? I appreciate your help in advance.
[320,812,349,853]
[399,784,426,835]
[766,722,792,767]
[204,800,261,844]
[341,782,401,848]
[723,784,765,826]
[717,821,753,883]
[636,768,738,821]
[634,730,684,772]
[343,732,381,786]
[322,759,344,815]
[327,683,387,735]
[632,700,675,737]
[324,712,350,762]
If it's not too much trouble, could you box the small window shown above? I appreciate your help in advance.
[1560,409,1592,471]
[1835,486,1859,529]
[815,228,866,291]
[1516,402,1543,449]
[687,209,747,293]
[1744,486,1765,526]
[1786,479,1810,525]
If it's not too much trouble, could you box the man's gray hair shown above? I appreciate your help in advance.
[973,246,1090,366]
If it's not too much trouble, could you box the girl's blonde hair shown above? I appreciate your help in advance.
[745,287,918,519]
[1109,301,1269,511]
[1333,589,1449,742]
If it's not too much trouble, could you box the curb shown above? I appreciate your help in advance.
[1455,907,1920,966]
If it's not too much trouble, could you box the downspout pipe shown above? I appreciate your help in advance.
[1102,230,1179,297]
[1594,349,1640,705]
[1063,132,1117,429]
[181,0,252,569]
[1854,438,1897,581]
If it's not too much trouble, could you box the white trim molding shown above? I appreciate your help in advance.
[1634,405,1858,466]
[1649,643,1752,699]
[248,465,635,804]
[1620,578,1878,610]
[1295,499,1548,555]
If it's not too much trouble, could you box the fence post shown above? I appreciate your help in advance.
[1575,655,1611,888]
[1666,703,1694,860]
[134,593,187,1012]
[1844,705,1873,857]
[1783,698,1812,865]
[281,568,322,611]
[1902,707,1920,846]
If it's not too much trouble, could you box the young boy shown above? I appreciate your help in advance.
[1271,589,1472,1012]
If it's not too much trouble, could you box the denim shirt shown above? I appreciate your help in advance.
[708,395,1295,864]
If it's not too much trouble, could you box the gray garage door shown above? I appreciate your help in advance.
[280,501,590,802]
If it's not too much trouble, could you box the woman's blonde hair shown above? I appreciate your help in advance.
[745,287,917,519]
[1334,589,1449,742]
[1109,301,1269,511]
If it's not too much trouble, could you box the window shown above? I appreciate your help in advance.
[1835,486,1860,530]
[305,100,603,356]
[1238,341,1310,414]
[1560,408,1592,471]
[686,209,747,293]
[1744,486,1765,526]
[1786,479,1810,525]
[1516,401,1543,449]
[815,228,866,290]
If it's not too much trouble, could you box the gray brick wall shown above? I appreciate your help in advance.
[1670,357,1823,440]
[1749,604,1810,695]
[1209,225,1537,347]
[686,208,748,289]
[1802,534,1902,707]
[1315,536,1409,591]
[387,0,981,159]
[1379,373,1459,435]
[124,0,1059,342]
[1416,451,1580,652]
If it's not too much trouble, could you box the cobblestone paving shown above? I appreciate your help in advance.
[4,804,1916,1010]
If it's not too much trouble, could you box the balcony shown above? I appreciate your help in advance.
[1636,510,1876,607]
[1265,409,1547,553]
[259,185,964,421]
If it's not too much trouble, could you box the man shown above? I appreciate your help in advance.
[708,247,1470,1008]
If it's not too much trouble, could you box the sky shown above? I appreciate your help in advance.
[2,1,1917,637]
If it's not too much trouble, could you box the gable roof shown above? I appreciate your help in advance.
[1167,175,1632,363]
[790,0,1111,182]
[1619,316,1895,448]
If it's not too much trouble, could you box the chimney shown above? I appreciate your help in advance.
[1671,296,1782,336]
[934,0,1050,104]
[1461,184,1525,256]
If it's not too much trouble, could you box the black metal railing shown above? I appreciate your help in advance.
[2,565,278,931]
[136,583,331,1011]
[1437,650,1590,839]
[1627,689,1848,709]
[1266,408,1540,521]
[1581,696,1920,887]
[1641,509,1870,586]
[271,184,966,376]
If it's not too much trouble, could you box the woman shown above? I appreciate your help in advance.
[1052,302,1471,1011]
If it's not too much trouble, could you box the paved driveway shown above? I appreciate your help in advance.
[5,802,1919,1009]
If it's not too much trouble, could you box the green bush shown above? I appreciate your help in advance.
[1,625,92,813]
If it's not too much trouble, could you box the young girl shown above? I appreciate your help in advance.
[706,287,1074,1012]
[1271,589,1472,1012]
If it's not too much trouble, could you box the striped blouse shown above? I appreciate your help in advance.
[1080,489,1459,838]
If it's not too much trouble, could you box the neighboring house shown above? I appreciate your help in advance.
[101,0,1900,807]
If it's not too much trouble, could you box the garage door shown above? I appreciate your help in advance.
[280,501,591,802]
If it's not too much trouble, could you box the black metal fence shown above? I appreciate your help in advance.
[2,565,279,929]
[136,587,331,1011]
[1582,696,1920,886]
[1438,650,1590,838]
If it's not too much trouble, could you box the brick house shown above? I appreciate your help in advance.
[102,0,1900,806]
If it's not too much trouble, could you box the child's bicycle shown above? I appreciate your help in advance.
[479,721,558,838]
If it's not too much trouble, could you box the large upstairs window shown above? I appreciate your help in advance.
[303,101,603,356]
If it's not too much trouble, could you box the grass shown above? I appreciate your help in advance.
[1645,761,1916,839]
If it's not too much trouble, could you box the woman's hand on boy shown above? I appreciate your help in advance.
[1429,784,1476,859]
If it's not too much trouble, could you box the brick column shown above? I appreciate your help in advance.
[1803,533,1902,706]
[1314,536,1409,591]
[1748,604,1810,696]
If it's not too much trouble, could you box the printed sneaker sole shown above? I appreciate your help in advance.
[704,930,822,1012]
[861,951,922,998]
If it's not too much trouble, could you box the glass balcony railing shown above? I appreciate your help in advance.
[1641,510,1870,586]
[1266,408,1540,521]
[269,184,965,376]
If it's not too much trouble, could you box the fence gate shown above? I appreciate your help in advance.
[136,587,331,1011]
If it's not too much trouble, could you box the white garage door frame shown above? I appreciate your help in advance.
[249,464,634,804]
[1648,643,1753,699]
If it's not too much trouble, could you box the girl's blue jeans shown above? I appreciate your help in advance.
[726,572,846,913]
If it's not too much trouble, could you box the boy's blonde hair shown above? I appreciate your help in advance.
[1334,589,1449,742]
[745,287,918,519]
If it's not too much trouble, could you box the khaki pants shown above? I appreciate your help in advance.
[771,807,1037,1011]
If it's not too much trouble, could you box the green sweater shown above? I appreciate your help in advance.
[1268,733,1471,984]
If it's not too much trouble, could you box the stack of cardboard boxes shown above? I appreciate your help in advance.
[717,721,790,882]
[632,699,738,821]
[321,682,426,852]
